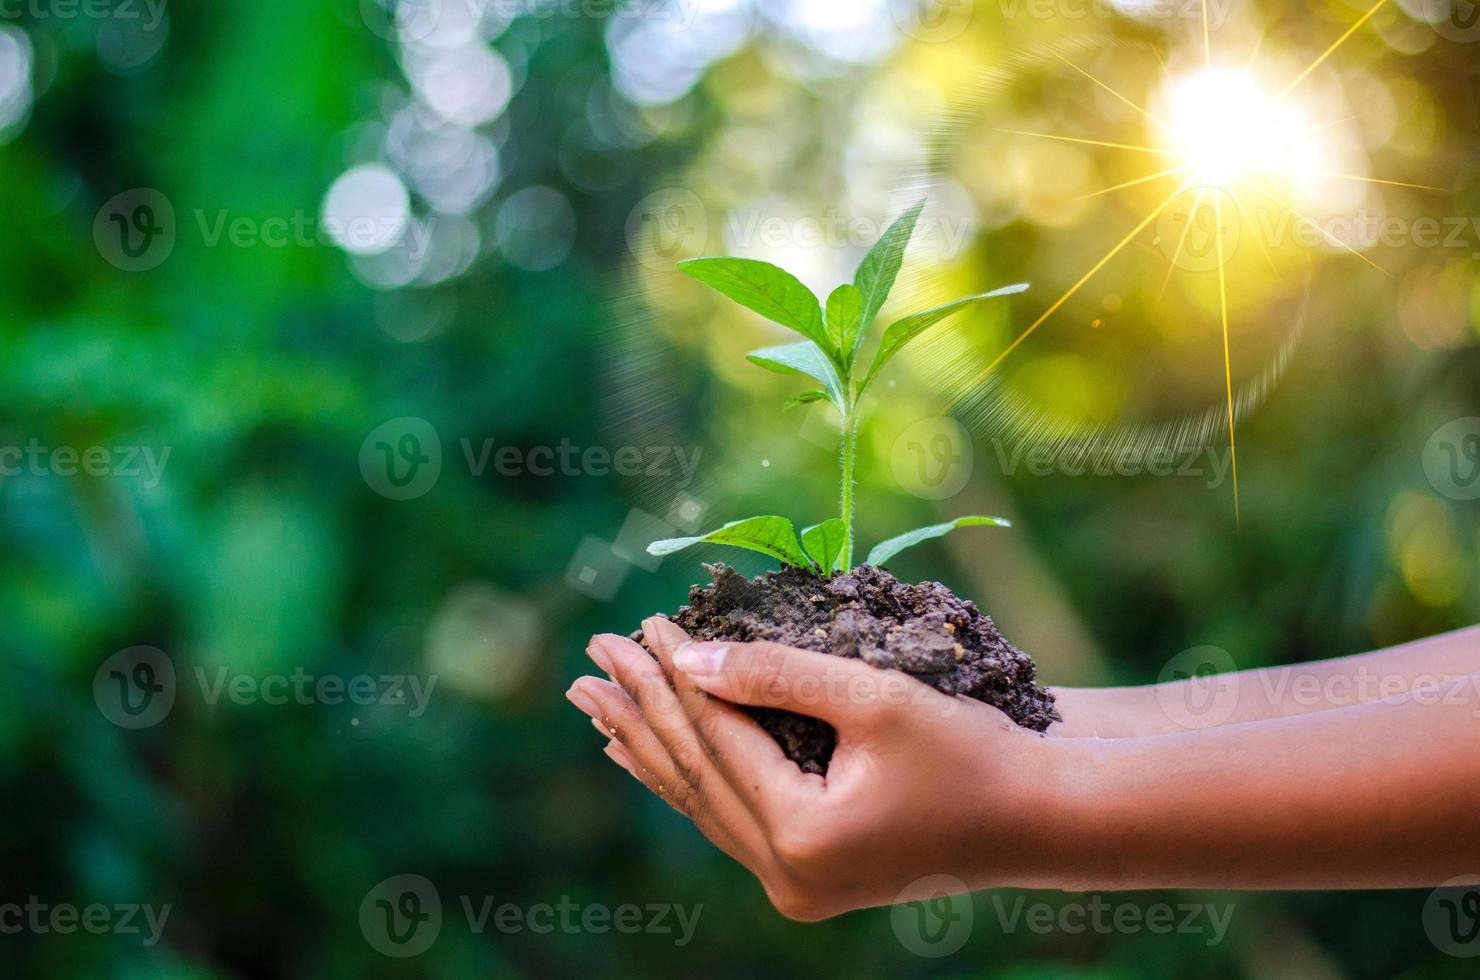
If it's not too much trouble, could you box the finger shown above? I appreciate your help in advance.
[593,632,734,789]
[569,676,695,805]
[604,738,639,776]
[589,634,694,739]
[671,640,908,728]
[641,616,692,680]
[643,618,814,816]
[569,675,764,863]
[591,634,781,852]
[600,739,753,869]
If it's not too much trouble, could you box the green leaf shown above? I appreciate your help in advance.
[784,389,829,411]
[747,341,844,407]
[647,516,812,569]
[860,283,1029,393]
[866,516,1012,567]
[801,519,847,572]
[679,257,828,350]
[851,200,925,354]
[825,284,863,356]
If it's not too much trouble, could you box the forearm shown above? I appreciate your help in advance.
[1051,625,1480,737]
[1037,674,1480,891]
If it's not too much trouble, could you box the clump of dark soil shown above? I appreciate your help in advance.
[637,563,1059,774]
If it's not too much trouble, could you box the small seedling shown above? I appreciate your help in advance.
[648,200,1028,574]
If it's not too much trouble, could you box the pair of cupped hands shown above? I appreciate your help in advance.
[565,619,1075,921]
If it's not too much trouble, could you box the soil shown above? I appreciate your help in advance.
[636,563,1059,775]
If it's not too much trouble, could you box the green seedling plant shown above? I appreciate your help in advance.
[647,200,1028,575]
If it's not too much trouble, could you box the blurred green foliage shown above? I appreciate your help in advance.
[0,0,1478,977]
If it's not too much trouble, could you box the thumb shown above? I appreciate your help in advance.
[672,640,913,727]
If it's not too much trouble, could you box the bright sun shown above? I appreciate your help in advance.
[1161,67,1326,190]
[982,0,1425,526]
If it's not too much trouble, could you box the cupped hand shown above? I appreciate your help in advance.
[566,619,1092,921]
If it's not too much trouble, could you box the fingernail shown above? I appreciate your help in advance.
[586,639,615,674]
[566,686,600,718]
[672,642,726,678]
[590,716,614,737]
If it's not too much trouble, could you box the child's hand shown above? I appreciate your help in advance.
[566,619,1091,920]
[570,621,1480,908]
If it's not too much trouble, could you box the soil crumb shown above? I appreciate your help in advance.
[637,563,1059,774]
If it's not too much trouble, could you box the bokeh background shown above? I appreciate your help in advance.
[2,0,1479,975]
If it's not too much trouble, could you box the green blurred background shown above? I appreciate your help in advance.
[2,0,1478,975]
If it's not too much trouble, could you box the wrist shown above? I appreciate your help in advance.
[997,731,1124,891]
[1050,686,1169,739]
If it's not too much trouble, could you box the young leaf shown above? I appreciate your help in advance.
[825,284,864,355]
[801,518,847,572]
[784,389,828,411]
[679,257,829,351]
[851,200,925,354]
[860,283,1029,393]
[866,516,1011,567]
[647,516,812,569]
[746,342,845,407]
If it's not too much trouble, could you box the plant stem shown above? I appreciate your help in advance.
[838,394,859,572]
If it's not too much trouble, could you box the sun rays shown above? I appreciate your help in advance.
[971,1,1434,525]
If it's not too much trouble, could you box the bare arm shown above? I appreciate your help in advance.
[1052,625,1480,737]
[570,623,1480,919]
[1059,673,1480,890]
